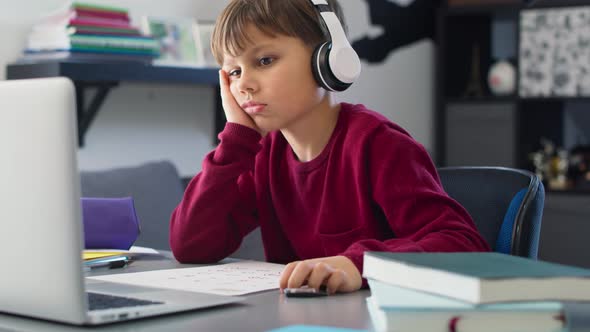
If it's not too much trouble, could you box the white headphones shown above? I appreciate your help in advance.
[309,0,361,92]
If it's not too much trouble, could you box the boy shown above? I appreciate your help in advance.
[170,0,489,294]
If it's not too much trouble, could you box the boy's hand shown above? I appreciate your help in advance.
[218,70,264,136]
[279,256,362,295]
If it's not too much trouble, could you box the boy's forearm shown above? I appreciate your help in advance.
[169,171,247,264]
[169,123,262,263]
[213,122,262,164]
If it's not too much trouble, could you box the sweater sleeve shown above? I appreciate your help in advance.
[169,123,262,263]
[340,124,490,279]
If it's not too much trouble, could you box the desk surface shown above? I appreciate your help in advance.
[0,253,374,332]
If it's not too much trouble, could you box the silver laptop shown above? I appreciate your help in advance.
[0,77,241,325]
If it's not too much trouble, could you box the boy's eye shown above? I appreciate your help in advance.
[228,69,241,77]
[259,57,274,66]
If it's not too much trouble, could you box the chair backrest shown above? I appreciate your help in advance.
[80,160,184,250]
[437,166,545,259]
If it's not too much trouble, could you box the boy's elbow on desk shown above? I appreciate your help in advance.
[169,230,236,264]
[171,242,227,265]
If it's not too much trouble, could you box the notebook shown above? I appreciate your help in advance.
[363,251,590,304]
[0,77,242,325]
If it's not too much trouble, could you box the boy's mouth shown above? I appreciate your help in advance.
[241,101,267,114]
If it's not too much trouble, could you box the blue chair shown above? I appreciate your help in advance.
[438,166,545,259]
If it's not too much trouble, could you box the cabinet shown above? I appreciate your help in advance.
[445,102,517,166]
[435,1,590,190]
[539,193,590,268]
[435,1,590,267]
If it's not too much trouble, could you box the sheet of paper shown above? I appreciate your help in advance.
[128,246,160,254]
[88,260,285,296]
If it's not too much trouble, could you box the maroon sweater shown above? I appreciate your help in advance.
[170,103,490,274]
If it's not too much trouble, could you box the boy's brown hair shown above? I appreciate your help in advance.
[211,0,345,65]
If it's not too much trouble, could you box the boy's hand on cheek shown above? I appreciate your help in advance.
[218,70,264,136]
[279,256,362,295]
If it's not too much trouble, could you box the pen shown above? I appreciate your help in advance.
[85,255,131,269]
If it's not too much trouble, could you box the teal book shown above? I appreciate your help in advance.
[363,252,590,304]
[367,279,564,332]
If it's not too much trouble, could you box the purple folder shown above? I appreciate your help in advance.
[81,197,140,250]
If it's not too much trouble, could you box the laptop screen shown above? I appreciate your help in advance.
[0,78,88,323]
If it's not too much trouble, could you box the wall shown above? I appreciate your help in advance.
[0,0,228,176]
[0,0,434,176]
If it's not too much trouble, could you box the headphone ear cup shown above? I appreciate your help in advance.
[311,42,329,90]
[311,42,352,92]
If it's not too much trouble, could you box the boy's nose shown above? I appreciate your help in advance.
[237,71,259,96]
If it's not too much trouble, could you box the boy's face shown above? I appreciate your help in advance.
[222,24,327,133]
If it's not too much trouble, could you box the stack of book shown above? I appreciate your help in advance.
[362,252,590,332]
[21,2,159,63]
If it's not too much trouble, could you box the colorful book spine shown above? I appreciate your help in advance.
[72,27,141,36]
[37,2,130,27]
[70,34,159,51]
[70,17,131,30]
[70,45,159,56]
[72,2,128,16]
[75,8,129,21]
[20,50,155,64]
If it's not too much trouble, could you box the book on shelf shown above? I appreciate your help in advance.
[70,34,159,50]
[23,1,159,61]
[30,25,142,41]
[69,46,157,56]
[366,278,564,332]
[363,252,590,304]
[73,6,129,21]
[68,17,133,30]
[18,50,155,64]
[36,1,130,27]
[28,34,158,51]
[71,2,129,17]
[71,25,141,36]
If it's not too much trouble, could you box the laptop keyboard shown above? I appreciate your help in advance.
[87,292,164,311]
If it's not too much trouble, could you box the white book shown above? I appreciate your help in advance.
[367,279,564,332]
[363,252,590,304]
